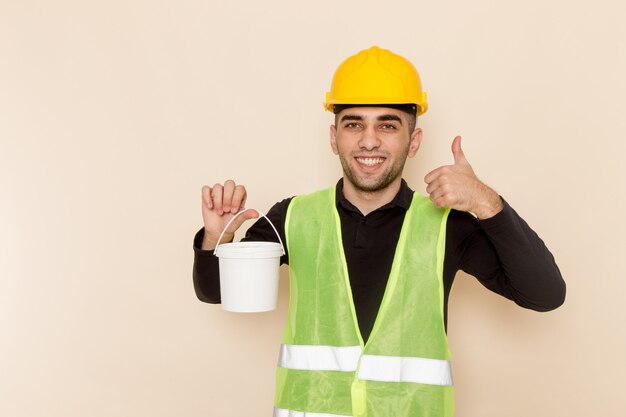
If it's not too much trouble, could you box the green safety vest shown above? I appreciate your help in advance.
[274,187,454,417]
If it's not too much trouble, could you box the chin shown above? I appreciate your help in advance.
[352,178,394,193]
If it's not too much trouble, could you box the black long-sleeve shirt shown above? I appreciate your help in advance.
[193,179,565,342]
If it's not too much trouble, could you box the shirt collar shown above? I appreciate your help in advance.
[335,178,414,214]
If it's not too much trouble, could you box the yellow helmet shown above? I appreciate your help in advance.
[324,46,428,115]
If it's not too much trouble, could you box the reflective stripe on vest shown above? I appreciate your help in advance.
[278,344,452,385]
[278,344,362,372]
[358,354,453,386]
[274,407,351,417]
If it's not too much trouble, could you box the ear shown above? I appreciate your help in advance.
[330,124,339,155]
[407,127,423,158]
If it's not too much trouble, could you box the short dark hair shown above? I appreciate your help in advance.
[333,104,417,132]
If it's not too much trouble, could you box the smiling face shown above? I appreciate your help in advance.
[330,107,422,196]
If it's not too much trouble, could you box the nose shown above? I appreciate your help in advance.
[358,125,381,150]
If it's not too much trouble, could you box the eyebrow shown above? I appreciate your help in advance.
[339,114,403,125]
[340,115,363,123]
[377,114,403,124]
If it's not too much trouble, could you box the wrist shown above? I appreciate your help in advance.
[200,237,216,251]
[201,231,233,251]
[471,186,503,220]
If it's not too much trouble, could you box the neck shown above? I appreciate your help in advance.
[341,177,402,215]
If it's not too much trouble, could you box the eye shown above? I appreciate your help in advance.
[380,124,397,130]
[344,122,361,129]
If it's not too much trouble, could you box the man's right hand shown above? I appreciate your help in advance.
[201,180,259,250]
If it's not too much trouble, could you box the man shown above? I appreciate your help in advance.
[193,46,565,417]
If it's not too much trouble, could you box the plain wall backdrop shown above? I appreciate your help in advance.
[1,1,625,416]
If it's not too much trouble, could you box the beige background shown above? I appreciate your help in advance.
[1,0,625,416]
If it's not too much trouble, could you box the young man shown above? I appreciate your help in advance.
[193,46,565,417]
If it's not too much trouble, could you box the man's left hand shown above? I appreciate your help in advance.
[424,136,503,219]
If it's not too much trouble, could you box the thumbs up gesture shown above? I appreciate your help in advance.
[424,136,503,219]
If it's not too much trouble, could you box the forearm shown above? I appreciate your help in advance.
[193,228,222,303]
[478,201,565,310]
[456,200,566,311]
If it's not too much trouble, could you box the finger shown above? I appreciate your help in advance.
[226,209,260,234]
[222,180,236,213]
[230,185,247,214]
[424,167,442,184]
[430,181,459,205]
[212,183,224,215]
[429,186,446,203]
[202,185,213,210]
[431,191,452,209]
[428,191,443,208]
[452,135,469,166]
[426,179,440,195]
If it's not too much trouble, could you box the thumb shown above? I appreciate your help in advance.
[452,135,469,166]
[227,209,260,233]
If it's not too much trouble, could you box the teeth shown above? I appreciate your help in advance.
[357,157,384,166]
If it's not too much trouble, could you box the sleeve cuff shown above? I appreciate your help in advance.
[193,227,216,257]
[477,197,513,229]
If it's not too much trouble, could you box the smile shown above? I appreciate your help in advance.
[356,157,385,167]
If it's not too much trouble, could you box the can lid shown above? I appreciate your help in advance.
[215,241,283,259]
